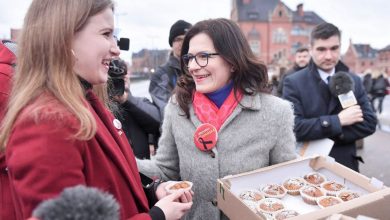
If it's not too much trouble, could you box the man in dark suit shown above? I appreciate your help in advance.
[283,23,377,171]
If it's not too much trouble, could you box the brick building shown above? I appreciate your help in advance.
[231,0,325,68]
[378,45,390,75]
[343,40,378,74]
[131,49,169,75]
[343,40,390,75]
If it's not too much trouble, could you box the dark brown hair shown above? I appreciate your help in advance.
[310,22,341,45]
[296,47,309,53]
[175,18,269,118]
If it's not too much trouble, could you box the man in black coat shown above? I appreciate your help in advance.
[149,20,192,120]
[113,60,161,159]
[283,23,377,171]
[277,47,310,97]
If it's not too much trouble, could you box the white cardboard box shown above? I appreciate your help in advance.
[217,156,387,220]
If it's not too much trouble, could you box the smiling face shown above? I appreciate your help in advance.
[72,7,120,85]
[310,35,341,73]
[187,33,232,93]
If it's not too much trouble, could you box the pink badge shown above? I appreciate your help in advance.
[194,123,218,152]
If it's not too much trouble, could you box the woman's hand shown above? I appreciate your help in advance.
[154,189,193,220]
[156,181,194,202]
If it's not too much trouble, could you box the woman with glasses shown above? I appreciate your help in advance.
[0,0,193,219]
[137,18,296,220]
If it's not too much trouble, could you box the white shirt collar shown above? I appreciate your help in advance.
[318,68,335,84]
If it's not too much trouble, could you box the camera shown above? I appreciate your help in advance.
[107,59,127,97]
[107,37,129,97]
[117,37,130,51]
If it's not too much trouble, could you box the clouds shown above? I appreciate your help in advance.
[284,0,389,50]
[0,0,30,39]
[114,0,230,60]
[1,0,389,61]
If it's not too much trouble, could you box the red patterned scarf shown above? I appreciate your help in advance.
[193,90,243,131]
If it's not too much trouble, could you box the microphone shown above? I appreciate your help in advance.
[117,38,130,51]
[329,71,357,108]
[31,185,119,220]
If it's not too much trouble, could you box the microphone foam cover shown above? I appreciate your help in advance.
[32,185,119,220]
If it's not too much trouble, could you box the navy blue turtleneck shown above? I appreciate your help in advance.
[205,81,234,108]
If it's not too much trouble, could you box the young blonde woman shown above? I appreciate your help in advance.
[0,0,192,219]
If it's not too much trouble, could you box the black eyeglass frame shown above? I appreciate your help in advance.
[182,52,220,68]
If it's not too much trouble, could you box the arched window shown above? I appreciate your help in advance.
[273,28,287,44]
[248,28,261,56]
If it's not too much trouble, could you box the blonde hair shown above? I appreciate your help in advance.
[0,0,114,151]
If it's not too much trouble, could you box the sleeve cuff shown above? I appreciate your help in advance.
[319,115,342,137]
[149,206,165,220]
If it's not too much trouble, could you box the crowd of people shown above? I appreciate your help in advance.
[0,0,387,219]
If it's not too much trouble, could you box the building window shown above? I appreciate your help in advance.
[279,11,282,17]
[273,28,287,44]
[291,25,309,36]
[249,40,261,56]
[291,42,303,54]
[247,12,259,20]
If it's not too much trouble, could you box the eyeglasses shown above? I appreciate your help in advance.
[182,52,219,68]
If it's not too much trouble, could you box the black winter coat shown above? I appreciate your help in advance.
[283,60,377,171]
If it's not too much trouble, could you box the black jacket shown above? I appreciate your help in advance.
[283,60,377,171]
[119,95,161,159]
[277,64,307,97]
[371,75,389,96]
[149,53,181,120]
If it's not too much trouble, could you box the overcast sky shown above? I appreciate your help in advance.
[1,0,389,61]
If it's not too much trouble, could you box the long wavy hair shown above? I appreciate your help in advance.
[0,0,114,151]
[175,18,269,118]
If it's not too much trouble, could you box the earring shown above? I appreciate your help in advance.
[71,49,78,61]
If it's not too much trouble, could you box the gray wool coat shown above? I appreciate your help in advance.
[137,93,297,220]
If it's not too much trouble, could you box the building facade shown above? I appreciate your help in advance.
[343,40,390,76]
[378,45,390,75]
[231,0,325,69]
[343,40,378,74]
[131,49,170,75]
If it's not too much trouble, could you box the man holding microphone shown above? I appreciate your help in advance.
[283,22,377,171]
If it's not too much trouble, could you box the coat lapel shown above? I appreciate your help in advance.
[308,61,340,113]
[327,61,350,113]
[86,91,149,211]
[328,95,340,114]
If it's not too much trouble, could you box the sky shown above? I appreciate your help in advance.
[1,0,389,61]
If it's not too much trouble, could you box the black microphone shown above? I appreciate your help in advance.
[329,71,357,108]
[31,185,119,220]
[117,38,130,51]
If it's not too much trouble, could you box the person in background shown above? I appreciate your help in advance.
[270,74,279,96]
[283,22,377,172]
[277,47,310,97]
[0,39,17,220]
[0,0,192,219]
[149,20,192,120]
[370,72,389,114]
[137,18,297,220]
[113,59,161,159]
[362,72,373,95]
